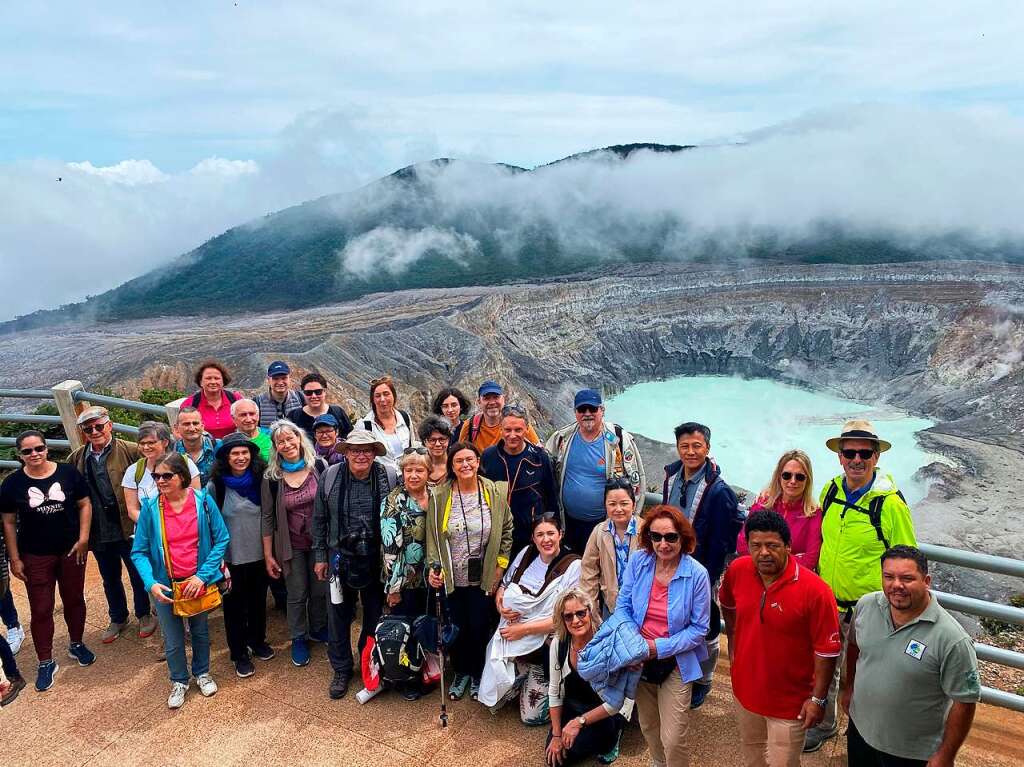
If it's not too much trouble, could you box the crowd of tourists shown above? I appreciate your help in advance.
[0,359,982,767]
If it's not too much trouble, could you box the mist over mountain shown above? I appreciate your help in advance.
[7,108,1024,330]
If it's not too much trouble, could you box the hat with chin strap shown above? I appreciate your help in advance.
[825,418,892,453]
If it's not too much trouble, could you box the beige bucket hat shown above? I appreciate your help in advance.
[825,418,892,453]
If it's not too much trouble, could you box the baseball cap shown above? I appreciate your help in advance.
[267,361,290,377]
[478,380,503,397]
[313,414,340,430]
[574,389,602,409]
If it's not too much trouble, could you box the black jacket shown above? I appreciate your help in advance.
[481,440,560,552]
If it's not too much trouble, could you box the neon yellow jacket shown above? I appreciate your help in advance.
[818,471,917,609]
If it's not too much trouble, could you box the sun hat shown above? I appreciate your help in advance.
[825,418,892,453]
[338,429,387,457]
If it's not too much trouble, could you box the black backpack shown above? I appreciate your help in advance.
[821,479,907,551]
[372,614,423,684]
[190,389,240,408]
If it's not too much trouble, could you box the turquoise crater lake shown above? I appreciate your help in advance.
[604,376,944,505]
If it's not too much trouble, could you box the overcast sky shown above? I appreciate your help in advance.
[2,2,1022,319]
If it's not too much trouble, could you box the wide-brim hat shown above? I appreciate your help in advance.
[338,429,387,457]
[215,432,260,460]
[825,419,892,453]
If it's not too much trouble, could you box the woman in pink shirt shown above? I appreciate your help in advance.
[188,359,244,440]
[736,449,822,570]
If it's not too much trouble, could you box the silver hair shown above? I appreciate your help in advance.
[398,450,431,473]
[266,419,317,480]
[230,397,259,417]
[137,421,172,444]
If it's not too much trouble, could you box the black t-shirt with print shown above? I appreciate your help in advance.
[0,463,89,556]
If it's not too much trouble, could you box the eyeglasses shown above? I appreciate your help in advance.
[562,608,590,622]
[303,388,325,397]
[501,404,528,418]
[649,531,680,544]
[426,436,449,445]
[138,440,161,449]
[781,471,807,482]
[152,472,176,482]
[80,421,110,434]
[841,448,876,460]
[403,446,428,455]
[575,405,599,414]
[19,445,47,456]
[347,447,376,456]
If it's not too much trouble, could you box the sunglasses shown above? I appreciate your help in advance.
[403,446,428,455]
[649,531,680,544]
[501,404,528,418]
[562,608,590,622]
[19,445,47,456]
[303,388,325,397]
[80,421,109,434]
[841,448,876,460]
[370,375,393,387]
[575,405,599,414]
[152,472,177,482]
[781,471,807,482]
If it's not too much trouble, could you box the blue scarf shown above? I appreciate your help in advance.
[223,470,260,506]
[281,458,306,473]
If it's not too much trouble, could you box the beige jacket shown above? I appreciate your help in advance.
[579,517,640,613]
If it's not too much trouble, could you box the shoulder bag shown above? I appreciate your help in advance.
[157,495,223,617]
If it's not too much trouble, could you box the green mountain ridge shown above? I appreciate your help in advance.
[4,142,1022,332]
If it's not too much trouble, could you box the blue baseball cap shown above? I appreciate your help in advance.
[313,414,340,430]
[574,389,602,409]
[267,360,290,377]
[478,380,503,397]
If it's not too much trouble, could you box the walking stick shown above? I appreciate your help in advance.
[432,564,449,728]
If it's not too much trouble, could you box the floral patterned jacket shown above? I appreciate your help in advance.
[380,486,428,595]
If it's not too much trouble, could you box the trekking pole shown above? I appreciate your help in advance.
[432,564,449,728]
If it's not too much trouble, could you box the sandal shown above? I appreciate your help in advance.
[449,673,470,700]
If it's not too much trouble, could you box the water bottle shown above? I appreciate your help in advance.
[329,551,344,604]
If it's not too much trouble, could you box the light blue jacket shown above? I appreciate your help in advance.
[131,489,230,592]
[614,550,711,684]
[577,610,648,710]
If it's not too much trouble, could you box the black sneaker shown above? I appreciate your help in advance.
[249,642,276,661]
[689,681,712,709]
[328,671,351,699]
[234,658,256,678]
[1,675,27,707]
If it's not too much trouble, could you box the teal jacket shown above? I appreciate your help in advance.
[131,489,230,592]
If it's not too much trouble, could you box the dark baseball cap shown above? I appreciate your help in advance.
[267,360,290,376]
[574,389,602,409]
[478,380,503,397]
[313,414,340,430]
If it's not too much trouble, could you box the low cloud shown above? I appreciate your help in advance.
[339,226,482,277]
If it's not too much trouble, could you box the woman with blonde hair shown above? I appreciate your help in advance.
[736,449,823,569]
[546,587,629,766]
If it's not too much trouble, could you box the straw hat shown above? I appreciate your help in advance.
[338,429,387,457]
[825,419,892,453]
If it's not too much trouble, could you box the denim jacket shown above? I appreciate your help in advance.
[614,549,711,684]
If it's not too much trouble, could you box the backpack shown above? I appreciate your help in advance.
[821,479,907,551]
[371,614,423,685]
[362,410,413,447]
[554,423,626,476]
[190,389,239,409]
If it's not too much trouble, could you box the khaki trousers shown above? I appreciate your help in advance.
[733,700,806,767]
[635,669,692,767]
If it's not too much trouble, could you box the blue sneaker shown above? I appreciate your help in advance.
[68,642,96,667]
[689,681,712,709]
[291,638,311,667]
[308,627,329,644]
[35,660,59,692]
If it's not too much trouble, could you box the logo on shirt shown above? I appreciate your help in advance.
[905,639,927,660]
[28,483,66,508]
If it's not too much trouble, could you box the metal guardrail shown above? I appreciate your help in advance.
[920,542,1024,579]
[0,388,54,399]
[73,389,167,419]
[0,437,71,449]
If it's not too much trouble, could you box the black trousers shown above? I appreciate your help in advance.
[327,580,384,676]
[222,560,268,662]
[563,517,601,558]
[447,585,497,678]
[546,699,623,765]
[847,718,927,767]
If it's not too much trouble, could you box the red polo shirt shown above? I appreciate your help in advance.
[719,553,841,719]
[196,390,242,440]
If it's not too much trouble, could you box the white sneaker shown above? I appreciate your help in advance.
[5,625,24,655]
[195,673,218,697]
[167,681,188,709]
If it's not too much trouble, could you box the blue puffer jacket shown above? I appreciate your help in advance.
[131,489,230,592]
[577,610,648,710]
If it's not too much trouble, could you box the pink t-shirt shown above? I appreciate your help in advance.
[737,496,823,570]
[196,390,241,440]
[163,492,200,580]
[641,578,670,640]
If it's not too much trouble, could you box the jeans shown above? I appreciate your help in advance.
[327,577,383,675]
[0,633,19,679]
[93,539,151,623]
[0,590,20,629]
[447,585,497,678]
[283,550,327,640]
[22,553,87,662]
[222,560,268,662]
[154,599,210,684]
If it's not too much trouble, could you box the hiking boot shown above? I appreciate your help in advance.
[68,642,96,667]
[249,642,275,661]
[235,657,256,678]
[195,673,218,697]
[155,644,167,662]
[5,625,25,655]
[308,627,329,643]
[138,614,158,638]
[291,638,311,667]
[689,681,711,709]
[35,660,59,691]
[101,621,128,644]
[400,682,422,701]
[803,724,839,753]
[167,681,188,709]
[328,671,351,699]
[0,674,27,707]
[449,673,470,700]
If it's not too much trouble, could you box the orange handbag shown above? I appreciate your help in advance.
[158,495,222,618]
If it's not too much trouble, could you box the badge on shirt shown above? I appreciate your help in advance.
[905,639,927,660]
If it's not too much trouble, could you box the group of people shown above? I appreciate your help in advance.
[0,359,983,767]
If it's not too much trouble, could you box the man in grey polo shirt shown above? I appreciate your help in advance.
[841,545,980,766]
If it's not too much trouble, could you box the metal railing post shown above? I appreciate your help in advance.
[51,380,85,451]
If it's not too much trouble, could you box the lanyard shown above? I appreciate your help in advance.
[456,482,485,557]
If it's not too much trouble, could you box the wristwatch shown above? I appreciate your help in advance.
[811,696,827,709]
[576,714,588,727]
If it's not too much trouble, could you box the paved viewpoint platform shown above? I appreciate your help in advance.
[2,563,1022,766]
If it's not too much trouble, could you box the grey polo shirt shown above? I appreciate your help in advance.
[849,590,980,760]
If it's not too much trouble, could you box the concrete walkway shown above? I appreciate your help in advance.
[2,564,1021,766]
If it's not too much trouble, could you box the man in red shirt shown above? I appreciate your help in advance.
[720,510,840,767]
